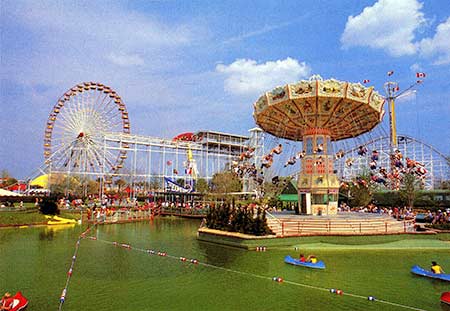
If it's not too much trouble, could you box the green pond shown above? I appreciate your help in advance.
[1,218,449,311]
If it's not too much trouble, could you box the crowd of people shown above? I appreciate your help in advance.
[338,202,450,225]
[423,209,450,224]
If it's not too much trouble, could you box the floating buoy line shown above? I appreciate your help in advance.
[58,227,428,311]
[58,226,92,311]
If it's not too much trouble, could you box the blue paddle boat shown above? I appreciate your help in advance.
[411,265,450,282]
[284,255,326,269]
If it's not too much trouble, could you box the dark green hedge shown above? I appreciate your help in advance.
[205,203,273,236]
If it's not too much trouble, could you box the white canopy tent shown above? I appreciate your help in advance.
[0,188,23,196]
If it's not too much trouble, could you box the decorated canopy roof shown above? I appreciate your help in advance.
[253,76,385,141]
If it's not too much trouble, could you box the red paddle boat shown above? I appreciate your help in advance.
[441,292,450,306]
[1,292,28,311]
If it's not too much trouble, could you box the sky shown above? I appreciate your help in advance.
[1,0,449,179]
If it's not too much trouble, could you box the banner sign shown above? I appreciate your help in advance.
[164,177,194,193]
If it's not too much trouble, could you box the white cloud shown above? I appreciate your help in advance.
[418,17,450,65]
[15,2,193,48]
[107,53,145,67]
[3,1,198,86]
[222,16,306,45]
[216,58,311,96]
[410,63,422,72]
[341,0,425,57]
[396,89,417,102]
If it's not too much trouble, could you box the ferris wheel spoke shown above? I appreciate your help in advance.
[64,100,84,132]
[95,91,111,114]
[54,99,80,131]
[52,142,80,169]
[94,92,112,117]
[87,143,114,170]
[89,145,117,171]
[53,123,78,138]
[98,98,117,120]
[101,113,123,132]
[55,112,79,133]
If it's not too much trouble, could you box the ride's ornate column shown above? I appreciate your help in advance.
[297,128,339,215]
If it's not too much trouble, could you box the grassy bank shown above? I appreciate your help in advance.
[0,209,82,225]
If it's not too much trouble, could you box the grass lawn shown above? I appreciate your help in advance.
[0,209,81,225]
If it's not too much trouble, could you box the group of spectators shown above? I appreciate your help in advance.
[339,201,450,225]
[423,209,450,224]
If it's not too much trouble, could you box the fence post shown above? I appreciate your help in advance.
[282,222,285,237]
[359,223,361,233]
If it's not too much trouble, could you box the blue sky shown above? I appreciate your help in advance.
[1,0,449,179]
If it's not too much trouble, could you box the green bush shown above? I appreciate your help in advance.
[426,223,450,230]
[39,198,60,215]
[205,204,273,236]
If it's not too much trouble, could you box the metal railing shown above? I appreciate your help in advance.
[266,217,415,236]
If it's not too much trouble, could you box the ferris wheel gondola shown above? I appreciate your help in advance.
[43,82,130,176]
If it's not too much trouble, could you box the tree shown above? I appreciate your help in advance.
[399,173,421,208]
[49,175,82,196]
[210,171,241,203]
[115,179,127,192]
[0,170,17,187]
[86,179,100,195]
[149,176,162,191]
[1,170,10,180]
[437,180,450,190]
[348,174,374,208]
[262,176,293,206]
[195,178,209,193]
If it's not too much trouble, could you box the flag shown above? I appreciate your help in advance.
[416,80,423,84]
[393,86,400,91]
[363,79,370,84]
[387,70,394,76]
[416,72,426,78]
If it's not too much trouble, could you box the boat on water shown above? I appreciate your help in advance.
[3,292,28,311]
[284,255,326,269]
[411,265,450,282]
[441,292,450,305]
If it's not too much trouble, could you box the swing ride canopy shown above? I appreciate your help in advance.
[253,76,385,141]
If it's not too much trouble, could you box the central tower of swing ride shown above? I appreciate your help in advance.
[37,77,449,211]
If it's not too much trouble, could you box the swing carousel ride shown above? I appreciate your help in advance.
[252,75,385,215]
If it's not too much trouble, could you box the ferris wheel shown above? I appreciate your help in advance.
[43,82,130,176]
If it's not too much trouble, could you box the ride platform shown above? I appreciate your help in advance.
[266,211,415,237]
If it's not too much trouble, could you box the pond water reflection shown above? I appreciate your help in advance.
[0,219,448,310]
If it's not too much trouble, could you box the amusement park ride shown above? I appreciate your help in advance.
[253,75,385,215]
[34,75,449,204]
